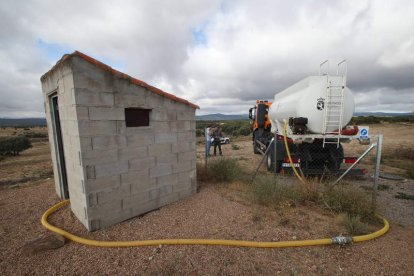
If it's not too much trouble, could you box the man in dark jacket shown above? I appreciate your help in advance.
[212,127,223,156]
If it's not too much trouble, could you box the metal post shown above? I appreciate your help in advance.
[274,132,277,175]
[204,127,209,170]
[251,139,274,184]
[331,143,377,186]
[372,135,383,212]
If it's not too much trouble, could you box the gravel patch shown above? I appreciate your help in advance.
[1,179,413,275]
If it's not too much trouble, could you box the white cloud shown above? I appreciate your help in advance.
[0,0,413,117]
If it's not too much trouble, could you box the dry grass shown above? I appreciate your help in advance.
[1,124,414,275]
[339,214,370,235]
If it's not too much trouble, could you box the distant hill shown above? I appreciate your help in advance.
[0,118,47,127]
[196,113,248,121]
[354,112,412,117]
[1,111,410,126]
[196,112,412,121]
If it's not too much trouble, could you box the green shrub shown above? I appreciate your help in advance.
[395,192,414,200]
[207,158,243,182]
[0,136,32,156]
[249,175,299,208]
[322,186,373,220]
[341,214,369,235]
[196,162,210,182]
[350,116,381,125]
[23,132,48,138]
[231,144,241,150]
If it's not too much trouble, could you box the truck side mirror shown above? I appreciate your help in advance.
[248,108,253,119]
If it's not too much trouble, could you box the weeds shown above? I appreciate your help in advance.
[249,175,299,208]
[231,144,241,150]
[406,170,414,180]
[293,178,320,203]
[395,192,414,200]
[322,186,373,220]
[392,146,414,160]
[382,146,414,179]
[251,207,263,224]
[360,184,390,191]
[199,158,244,183]
[340,214,369,235]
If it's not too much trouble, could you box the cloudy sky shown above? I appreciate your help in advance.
[1,0,413,117]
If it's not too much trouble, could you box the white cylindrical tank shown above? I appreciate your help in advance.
[268,76,355,134]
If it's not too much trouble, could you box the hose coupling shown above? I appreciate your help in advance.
[331,236,353,245]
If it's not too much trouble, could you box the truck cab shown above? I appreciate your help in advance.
[249,100,273,154]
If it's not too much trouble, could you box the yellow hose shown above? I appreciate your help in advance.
[41,200,389,248]
[283,121,307,185]
[353,216,390,243]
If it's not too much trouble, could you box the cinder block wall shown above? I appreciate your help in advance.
[41,62,89,226]
[42,54,197,231]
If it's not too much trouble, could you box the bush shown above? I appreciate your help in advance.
[196,162,210,182]
[249,175,300,208]
[350,116,381,125]
[23,132,48,138]
[340,214,369,235]
[322,186,373,220]
[231,144,241,150]
[207,158,243,182]
[0,136,32,156]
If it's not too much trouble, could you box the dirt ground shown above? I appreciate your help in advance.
[1,124,414,275]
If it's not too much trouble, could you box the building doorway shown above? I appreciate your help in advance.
[49,93,69,199]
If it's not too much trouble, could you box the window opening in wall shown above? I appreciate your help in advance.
[125,108,151,127]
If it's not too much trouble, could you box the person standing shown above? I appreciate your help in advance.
[212,127,223,156]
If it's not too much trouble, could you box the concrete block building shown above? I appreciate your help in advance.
[41,51,199,231]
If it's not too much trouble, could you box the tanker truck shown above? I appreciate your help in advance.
[249,60,365,176]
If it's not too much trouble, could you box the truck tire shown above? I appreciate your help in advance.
[327,144,344,172]
[266,145,281,172]
[253,139,260,154]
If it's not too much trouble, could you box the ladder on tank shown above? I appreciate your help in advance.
[320,60,347,148]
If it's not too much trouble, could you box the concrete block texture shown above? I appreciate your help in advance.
[92,135,126,150]
[129,157,156,172]
[71,56,114,92]
[150,164,172,178]
[155,133,177,144]
[97,183,131,205]
[78,121,117,136]
[86,175,121,193]
[75,88,114,107]
[95,160,129,178]
[148,143,171,157]
[121,171,155,194]
[151,109,177,122]
[82,148,118,165]
[42,52,198,231]
[89,107,124,121]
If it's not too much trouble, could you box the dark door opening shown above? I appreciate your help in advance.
[50,94,69,199]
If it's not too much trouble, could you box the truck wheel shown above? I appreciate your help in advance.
[327,144,344,172]
[266,150,281,172]
[253,140,260,154]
